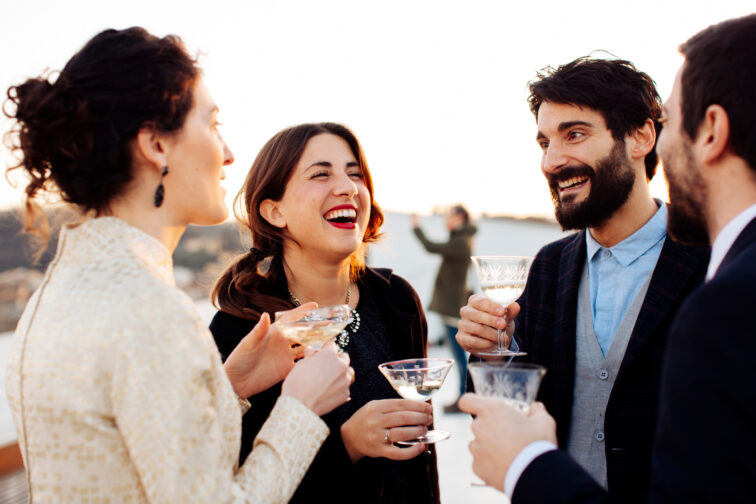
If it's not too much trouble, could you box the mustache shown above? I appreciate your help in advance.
[546,164,595,189]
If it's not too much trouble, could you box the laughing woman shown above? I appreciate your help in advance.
[211,123,440,504]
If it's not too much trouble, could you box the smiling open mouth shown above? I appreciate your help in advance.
[558,176,589,192]
[324,208,358,226]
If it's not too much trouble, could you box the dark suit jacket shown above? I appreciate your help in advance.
[508,231,708,502]
[513,218,756,503]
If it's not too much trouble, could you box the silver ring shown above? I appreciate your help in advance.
[384,428,391,444]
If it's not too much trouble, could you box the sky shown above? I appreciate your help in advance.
[1,0,753,219]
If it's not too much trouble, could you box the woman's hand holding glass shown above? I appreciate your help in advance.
[281,342,354,416]
[456,294,521,357]
[340,399,433,463]
[224,302,319,398]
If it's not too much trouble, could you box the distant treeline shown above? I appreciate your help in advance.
[0,208,247,273]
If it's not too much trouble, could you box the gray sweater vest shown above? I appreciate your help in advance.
[566,262,651,488]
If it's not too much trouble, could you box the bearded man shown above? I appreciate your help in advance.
[456,57,709,503]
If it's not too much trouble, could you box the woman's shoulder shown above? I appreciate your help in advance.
[361,267,422,312]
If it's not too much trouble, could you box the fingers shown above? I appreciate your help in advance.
[455,320,501,352]
[240,312,271,349]
[385,425,428,444]
[460,299,508,331]
[384,443,426,461]
[468,294,508,317]
[372,398,433,414]
[382,410,433,428]
[458,392,486,415]
[529,401,547,416]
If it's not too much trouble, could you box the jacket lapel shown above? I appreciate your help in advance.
[717,217,756,275]
[553,231,585,437]
[617,236,703,381]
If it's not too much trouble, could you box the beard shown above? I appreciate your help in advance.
[664,145,710,245]
[547,140,636,231]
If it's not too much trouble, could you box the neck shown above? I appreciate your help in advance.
[588,181,658,248]
[108,196,186,253]
[704,160,756,244]
[283,245,353,306]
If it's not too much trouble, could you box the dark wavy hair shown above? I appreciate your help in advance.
[4,26,199,239]
[212,123,384,320]
[679,14,756,172]
[527,56,663,180]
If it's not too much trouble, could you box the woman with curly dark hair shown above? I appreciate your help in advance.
[211,123,441,504]
[4,27,354,503]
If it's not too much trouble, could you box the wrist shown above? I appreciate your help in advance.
[340,421,363,464]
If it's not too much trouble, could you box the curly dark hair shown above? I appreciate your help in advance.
[527,56,663,180]
[212,122,384,320]
[4,26,199,237]
[679,14,756,172]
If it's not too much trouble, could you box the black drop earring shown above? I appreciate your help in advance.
[153,165,168,208]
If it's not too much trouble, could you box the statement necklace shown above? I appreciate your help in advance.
[287,284,360,351]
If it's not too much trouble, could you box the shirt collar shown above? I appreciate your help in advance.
[586,200,667,267]
[706,202,756,281]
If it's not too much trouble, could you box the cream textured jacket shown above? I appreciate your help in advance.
[5,217,328,503]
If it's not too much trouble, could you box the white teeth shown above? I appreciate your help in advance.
[325,208,357,220]
[558,176,589,190]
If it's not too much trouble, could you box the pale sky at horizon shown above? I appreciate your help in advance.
[1,0,753,219]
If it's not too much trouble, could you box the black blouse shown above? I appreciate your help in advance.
[210,268,440,504]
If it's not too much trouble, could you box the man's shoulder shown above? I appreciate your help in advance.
[534,231,584,260]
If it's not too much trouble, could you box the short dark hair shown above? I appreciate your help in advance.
[5,27,199,228]
[679,14,756,172]
[528,57,663,180]
[451,204,470,224]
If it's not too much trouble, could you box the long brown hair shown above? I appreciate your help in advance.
[212,122,384,319]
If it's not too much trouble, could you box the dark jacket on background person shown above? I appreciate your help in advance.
[413,223,477,318]
[211,267,440,504]
[472,230,708,503]
[512,218,756,504]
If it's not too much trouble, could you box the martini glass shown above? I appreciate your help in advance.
[378,358,454,445]
[471,255,533,357]
[274,304,351,350]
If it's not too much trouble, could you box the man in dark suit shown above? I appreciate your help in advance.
[459,13,756,503]
[457,58,708,502]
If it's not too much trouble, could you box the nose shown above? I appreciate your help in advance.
[222,138,234,166]
[542,143,569,175]
[334,171,359,197]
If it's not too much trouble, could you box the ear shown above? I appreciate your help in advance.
[698,104,730,164]
[627,118,656,161]
[134,125,168,174]
[259,198,286,228]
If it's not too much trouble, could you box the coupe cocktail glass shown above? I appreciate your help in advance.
[274,305,351,350]
[378,358,454,445]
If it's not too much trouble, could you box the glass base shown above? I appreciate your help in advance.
[395,429,451,445]
[476,348,527,358]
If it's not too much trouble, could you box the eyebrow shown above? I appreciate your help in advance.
[536,120,595,141]
[306,160,360,170]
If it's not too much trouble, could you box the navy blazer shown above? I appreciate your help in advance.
[511,231,708,502]
[514,218,756,503]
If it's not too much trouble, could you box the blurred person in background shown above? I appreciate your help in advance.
[411,205,476,413]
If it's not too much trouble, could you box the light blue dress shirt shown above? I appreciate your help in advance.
[586,202,667,356]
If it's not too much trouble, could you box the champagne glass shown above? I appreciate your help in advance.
[471,255,533,357]
[274,305,351,350]
[378,358,454,444]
